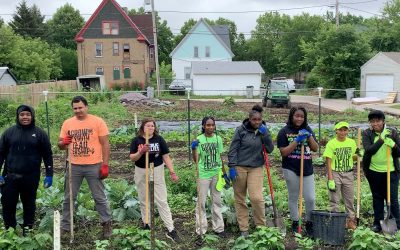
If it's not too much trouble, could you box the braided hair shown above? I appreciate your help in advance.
[201,116,216,134]
[287,106,308,129]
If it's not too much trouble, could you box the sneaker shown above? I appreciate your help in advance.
[305,221,313,237]
[195,235,204,246]
[346,218,357,230]
[291,221,299,234]
[101,221,112,239]
[166,229,181,243]
[240,231,249,238]
[371,224,382,233]
[215,231,227,238]
[142,223,150,230]
[60,229,70,243]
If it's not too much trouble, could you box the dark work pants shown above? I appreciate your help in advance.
[0,173,40,229]
[366,170,400,228]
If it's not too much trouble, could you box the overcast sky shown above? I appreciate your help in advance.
[0,0,390,36]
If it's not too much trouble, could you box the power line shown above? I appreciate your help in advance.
[341,5,384,17]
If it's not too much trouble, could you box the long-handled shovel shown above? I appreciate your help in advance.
[67,146,74,243]
[263,145,286,235]
[145,130,150,226]
[356,128,361,225]
[195,159,203,242]
[380,147,398,235]
[149,162,155,250]
[298,143,305,234]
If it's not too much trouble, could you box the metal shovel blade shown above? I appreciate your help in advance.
[380,217,398,235]
[266,216,286,236]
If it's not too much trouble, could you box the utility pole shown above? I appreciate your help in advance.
[335,0,339,29]
[150,0,161,97]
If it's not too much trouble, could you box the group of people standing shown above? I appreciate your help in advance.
[0,96,399,245]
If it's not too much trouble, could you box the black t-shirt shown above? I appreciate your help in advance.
[130,134,169,168]
[277,125,315,176]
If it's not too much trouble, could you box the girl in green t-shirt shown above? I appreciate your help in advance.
[191,116,227,245]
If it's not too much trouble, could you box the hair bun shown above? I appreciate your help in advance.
[252,104,263,113]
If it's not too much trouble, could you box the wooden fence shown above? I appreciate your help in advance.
[0,80,77,106]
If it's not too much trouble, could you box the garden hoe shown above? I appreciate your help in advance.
[298,143,305,234]
[380,147,398,235]
[67,145,74,243]
[263,145,286,235]
[356,128,361,226]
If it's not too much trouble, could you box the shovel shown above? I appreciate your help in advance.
[356,128,361,225]
[263,145,286,235]
[67,145,74,243]
[298,143,305,234]
[380,147,398,235]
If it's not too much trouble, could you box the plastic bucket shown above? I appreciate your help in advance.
[311,210,347,245]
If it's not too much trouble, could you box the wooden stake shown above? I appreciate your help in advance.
[145,129,149,225]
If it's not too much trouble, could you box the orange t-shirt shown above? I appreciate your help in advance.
[60,114,109,165]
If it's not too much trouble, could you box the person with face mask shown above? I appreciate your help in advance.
[277,106,318,235]
[228,105,274,237]
[0,105,53,235]
[362,110,400,232]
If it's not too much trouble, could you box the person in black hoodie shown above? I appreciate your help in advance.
[0,104,53,233]
[228,105,274,237]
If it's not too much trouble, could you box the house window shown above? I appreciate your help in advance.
[194,46,199,58]
[205,46,210,57]
[102,21,119,35]
[95,43,103,57]
[123,44,130,60]
[149,47,154,59]
[95,67,104,75]
[113,67,120,80]
[184,67,191,80]
[124,66,131,78]
[113,42,119,56]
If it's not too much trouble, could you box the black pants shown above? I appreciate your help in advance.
[0,173,39,229]
[366,170,400,228]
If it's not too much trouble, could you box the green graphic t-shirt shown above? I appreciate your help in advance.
[370,133,394,172]
[323,137,356,172]
[197,134,224,179]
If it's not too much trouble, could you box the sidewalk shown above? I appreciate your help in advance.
[190,95,400,116]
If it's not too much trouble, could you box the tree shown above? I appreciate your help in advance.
[46,4,85,49]
[9,0,45,38]
[301,25,371,97]
[150,61,173,86]
[174,18,197,45]
[58,47,78,80]
[0,17,4,27]
[383,0,400,23]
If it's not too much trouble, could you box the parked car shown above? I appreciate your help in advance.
[262,80,291,108]
[168,81,186,95]
[271,77,296,93]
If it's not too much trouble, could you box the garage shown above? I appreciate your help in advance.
[360,52,400,102]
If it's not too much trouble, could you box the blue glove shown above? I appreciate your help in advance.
[44,176,52,188]
[258,124,267,135]
[223,173,231,189]
[295,134,307,143]
[191,140,199,150]
[0,176,4,186]
[229,167,237,181]
[299,129,311,138]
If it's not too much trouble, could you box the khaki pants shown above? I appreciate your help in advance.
[134,165,174,232]
[195,175,224,235]
[233,166,265,232]
[329,171,355,219]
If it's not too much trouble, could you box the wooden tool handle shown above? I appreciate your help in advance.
[145,129,149,224]
[356,128,361,218]
[387,147,391,202]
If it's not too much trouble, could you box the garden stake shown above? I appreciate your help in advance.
[145,129,150,225]
[150,163,155,250]
[380,147,398,235]
[356,128,361,225]
[67,145,74,243]
[263,145,286,235]
[298,143,305,234]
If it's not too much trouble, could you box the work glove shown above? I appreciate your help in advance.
[355,148,362,157]
[62,135,73,146]
[191,140,199,150]
[294,134,307,143]
[43,176,53,188]
[327,179,336,192]
[258,124,267,135]
[299,129,311,138]
[138,144,149,154]
[170,172,179,182]
[380,128,390,139]
[223,173,231,189]
[0,176,4,186]
[99,163,109,179]
[384,137,395,148]
[229,167,237,181]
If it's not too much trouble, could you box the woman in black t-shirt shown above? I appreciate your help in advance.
[277,107,318,235]
[129,118,180,242]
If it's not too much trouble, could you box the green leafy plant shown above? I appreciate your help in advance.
[112,226,169,249]
[223,96,235,106]
[295,233,319,250]
[0,227,52,250]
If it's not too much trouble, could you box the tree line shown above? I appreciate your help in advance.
[1,0,400,93]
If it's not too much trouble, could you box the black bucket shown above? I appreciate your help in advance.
[311,210,347,245]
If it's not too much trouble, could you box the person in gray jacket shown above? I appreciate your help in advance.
[228,104,274,237]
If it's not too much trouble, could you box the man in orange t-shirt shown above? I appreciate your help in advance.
[58,96,112,239]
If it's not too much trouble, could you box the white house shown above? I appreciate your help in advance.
[0,67,18,86]
[169,19,234,88]
[360,52,400,101]
[191,61,265,96]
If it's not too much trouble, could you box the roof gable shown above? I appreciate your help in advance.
[170,19,234,57]
[210,25,231,49]
[361,52,400,69]
[75,0,149,43]
[0,67,18,83]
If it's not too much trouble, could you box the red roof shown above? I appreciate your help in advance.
[129,14,154,44]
